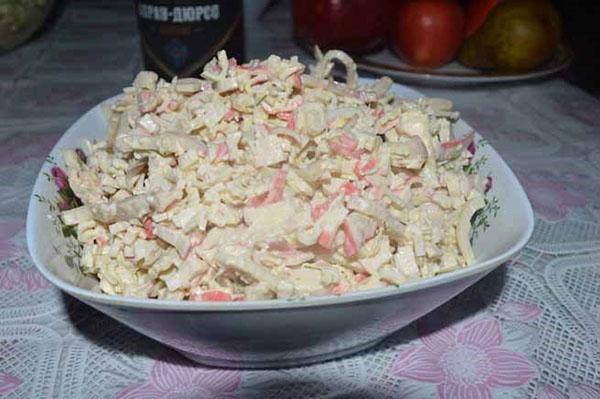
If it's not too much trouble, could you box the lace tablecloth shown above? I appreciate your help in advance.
[1,1,599,398]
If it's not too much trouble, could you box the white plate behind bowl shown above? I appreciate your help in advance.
[356,45,573,86]
[26,80,534,368]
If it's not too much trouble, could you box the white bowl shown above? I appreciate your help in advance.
[26,81,534,368]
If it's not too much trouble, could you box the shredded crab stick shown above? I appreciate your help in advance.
[329,133,363,159]
[57,48,487,301]
[192,290,244,302]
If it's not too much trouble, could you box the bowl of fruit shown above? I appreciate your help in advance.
[294,0,571,85]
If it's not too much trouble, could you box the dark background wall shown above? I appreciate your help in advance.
[554,0,600,97]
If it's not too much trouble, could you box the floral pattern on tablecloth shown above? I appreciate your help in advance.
[392,314,536,398]
[115,353,241,399]
[1,0,600,398]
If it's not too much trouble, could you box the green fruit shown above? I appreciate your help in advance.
[459,0,562,73]
[458,31,493,69]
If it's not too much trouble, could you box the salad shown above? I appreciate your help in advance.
[53,48,490,301]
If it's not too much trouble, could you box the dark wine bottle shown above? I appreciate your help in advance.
[135,0,245,79]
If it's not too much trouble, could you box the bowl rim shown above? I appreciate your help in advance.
[26,83,535,312]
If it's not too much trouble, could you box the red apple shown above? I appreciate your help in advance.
[293,0,389,54]
[392,0,466,68]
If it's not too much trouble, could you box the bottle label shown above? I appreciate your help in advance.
[138,4,221,23]
[136,0,244,79]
